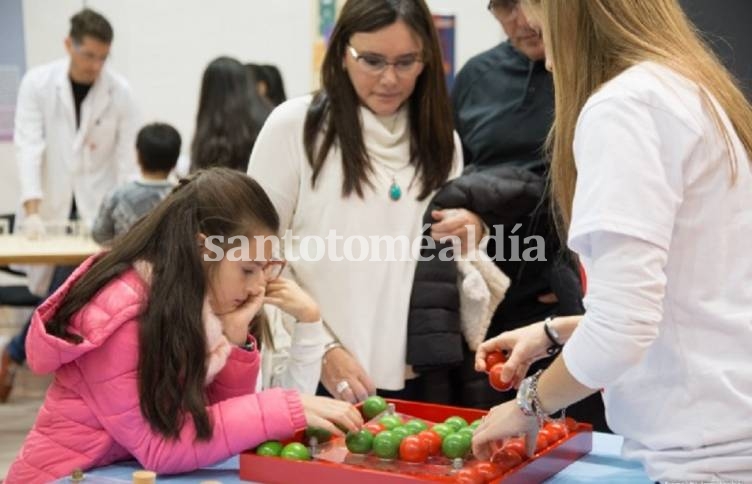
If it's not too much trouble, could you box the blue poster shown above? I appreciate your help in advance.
[433,14,456,90]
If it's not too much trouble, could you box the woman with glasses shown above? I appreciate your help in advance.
[471,0,752,481]
[249,0,484,403]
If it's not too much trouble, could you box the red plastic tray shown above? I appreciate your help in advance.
[239,399,592,483]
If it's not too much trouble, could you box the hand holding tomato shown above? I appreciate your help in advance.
[474,322,552,388]
[471,400,539,461]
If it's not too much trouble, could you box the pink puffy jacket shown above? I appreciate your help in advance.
[6,257,307,483]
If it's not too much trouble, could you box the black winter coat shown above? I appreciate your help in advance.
[406,164,546,371]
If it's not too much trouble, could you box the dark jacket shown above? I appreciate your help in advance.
[407,41,584,372]
[406,164,546,371]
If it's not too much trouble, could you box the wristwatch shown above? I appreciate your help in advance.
[516,370,548,425]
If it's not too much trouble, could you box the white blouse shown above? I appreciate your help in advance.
[562,62,752,481]
[248,95,462,390]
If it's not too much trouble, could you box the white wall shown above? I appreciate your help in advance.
[0,0,503,213]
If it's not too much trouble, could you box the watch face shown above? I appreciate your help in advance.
[516,376,534,416]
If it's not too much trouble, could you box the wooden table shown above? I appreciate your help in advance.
[0,235,101,265]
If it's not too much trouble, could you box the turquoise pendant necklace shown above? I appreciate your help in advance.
[383,163,412,201]
[389,177,402,201]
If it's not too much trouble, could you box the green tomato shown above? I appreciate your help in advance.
[469,419,483,430]
[404,419,428,435]
[456,427,474,446]
[280,442,311,461]
[444,416,469,432]
[345,429,374,454]
[255,440,283,457]
[304,426,332,443]
[378,415,402,431]
[430,423,454,439]
[372,430,400,459]
[391,426,410,442]
[441,433,470,459]
[362,395,388,419]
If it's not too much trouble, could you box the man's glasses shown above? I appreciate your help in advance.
[487,0,520,21]
[347,45,423,77]
[72,42,109,64]
[262,258,286,282]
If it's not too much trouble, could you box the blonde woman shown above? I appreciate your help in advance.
[471,0,752,481]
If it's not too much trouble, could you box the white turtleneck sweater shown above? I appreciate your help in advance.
[248,95,462,390]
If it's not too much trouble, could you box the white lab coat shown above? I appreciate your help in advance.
[13,58,139,295]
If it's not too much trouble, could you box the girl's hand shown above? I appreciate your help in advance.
[264,278,321,323]
[472,400,539,460]
[207,287,265,345]
[474,322,551,388]
[430,209,485,254]
[300,394,364,437]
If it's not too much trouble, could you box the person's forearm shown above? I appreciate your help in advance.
[297,306,321,323]
[550,315,583,343]
[536,356,597,415]
[23,199,41,215]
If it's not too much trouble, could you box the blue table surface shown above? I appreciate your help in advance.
[60,432,651,483]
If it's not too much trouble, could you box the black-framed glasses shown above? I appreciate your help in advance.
[487,0,521,20]
[347,44,423,77]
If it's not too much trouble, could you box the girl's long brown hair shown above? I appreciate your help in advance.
[304,0,455,200]
[524,0,752,231]
[45,168,279,440]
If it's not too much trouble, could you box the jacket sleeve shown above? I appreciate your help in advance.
[90,192,116,244]
[437,166,545,228]
[79,323,307,474]
[205,346,262,404]
[14,71,46,203]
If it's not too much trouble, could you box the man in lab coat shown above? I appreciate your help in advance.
[0,8,138,402]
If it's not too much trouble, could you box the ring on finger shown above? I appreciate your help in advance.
[335,379,350,395]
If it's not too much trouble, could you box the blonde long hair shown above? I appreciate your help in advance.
[524,0,752,231]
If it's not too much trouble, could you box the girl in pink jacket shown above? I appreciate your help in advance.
[7,168,362,483]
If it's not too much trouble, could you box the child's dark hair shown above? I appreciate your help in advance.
[45,168,279,441]
[136,122,182,173]
[69,8,113,44]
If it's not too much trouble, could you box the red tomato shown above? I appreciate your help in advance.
[540,428,559,446]
[473,461,504,481]
[363,422,385,436]
[488,363,513,391]
[484,351,506,371]
[491,448,523,471]
[501,438,527,461]
[399,435,429,463]
[535,432,549,453]
[564,417,579,433]
[544,421,568,441]
[416,430,442,456]
[454,467,484,484]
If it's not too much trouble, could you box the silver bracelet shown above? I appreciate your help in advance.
[322,342,343,365]
[323,341,343,353]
